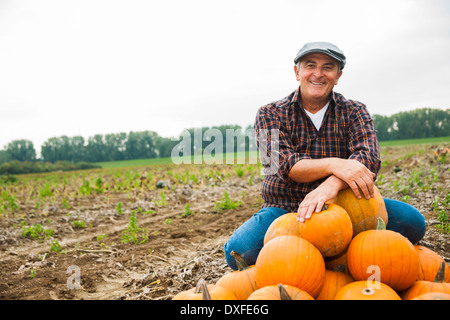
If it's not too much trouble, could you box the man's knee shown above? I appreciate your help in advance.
[223,207,287,270]
[384,198,426,244]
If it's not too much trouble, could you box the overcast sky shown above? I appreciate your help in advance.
[0,0,449,153]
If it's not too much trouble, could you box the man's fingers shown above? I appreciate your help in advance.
[355,177,371,199]
[297,202,313,222]
[305,204,315,220]
[348,181,362,199]
[297,205,306,222]
[315,199,326,213]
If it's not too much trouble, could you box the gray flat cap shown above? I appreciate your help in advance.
[294,41,346,69]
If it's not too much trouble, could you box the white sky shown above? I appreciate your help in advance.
[0,0,449,153]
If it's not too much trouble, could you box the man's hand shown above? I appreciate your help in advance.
[331,159,376,200]
[297,175,345,222]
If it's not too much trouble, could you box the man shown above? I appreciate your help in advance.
[223,41,426,270]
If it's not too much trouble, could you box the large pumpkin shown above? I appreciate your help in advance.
[264,204,353,257]
[172,279,237,300]
[316,265,354,300]
[255,235,325,298]
[334,281,401,300]
[216,251,257,300]
[247,284,314,300]
[334,185,388,237]
[347,218,419,291]
[415,245,450,282]
[263,212,300,245]
[402,262,450,300]
[297,204,353,257]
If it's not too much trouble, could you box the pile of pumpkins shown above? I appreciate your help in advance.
[172,186,450,300]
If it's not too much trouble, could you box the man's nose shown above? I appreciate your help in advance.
[313,67,324,78]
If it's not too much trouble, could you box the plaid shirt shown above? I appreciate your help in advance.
[255,87,381,212]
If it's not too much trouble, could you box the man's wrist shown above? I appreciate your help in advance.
[324,174,348,191]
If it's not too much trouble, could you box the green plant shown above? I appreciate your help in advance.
[94,177,104,194]
[97,234,107,242]
[157,190,167,207]
[30,269,37,278]
[1,190,19,211]
[248,174,254,186]
[72,220,86,229]
[121,211,148,244]
[22,224,54,239]
[79,179,92,196]
[433,194,450,234]
[39,183,54,199]
[235,166,245,177]
[402,195,411,203]
[116,202,123,215]
[61,198,71,209]
[50,240,62,253]
[214,191,241,214]
[181,203,193,218]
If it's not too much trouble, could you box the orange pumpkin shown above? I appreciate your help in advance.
[247,284,314,300]
[334,281,401,300]
[264,204,352,257]
[255,235,325,298]
[402,262,450,300]
[216,251,257,300]
[316,265,354,300]
[263,212,300,245]
[325,248,349,274]
[347,218,419,291]
[172,279,237,300]
[297,204,353,257]
[415,245,450,282]
[334,186,388,237]
[412,292,450,300]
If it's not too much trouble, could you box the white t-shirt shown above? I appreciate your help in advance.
[304,101,330,131]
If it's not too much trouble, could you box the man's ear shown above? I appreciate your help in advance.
[294,64,300,82]
[335,70,343,85]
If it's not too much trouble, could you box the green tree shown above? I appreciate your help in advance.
[85,134,106,162]
[5,139,36,161]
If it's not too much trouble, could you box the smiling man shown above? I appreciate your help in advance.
[223,41,426,270]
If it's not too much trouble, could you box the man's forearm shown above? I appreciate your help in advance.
[288,158,338,183]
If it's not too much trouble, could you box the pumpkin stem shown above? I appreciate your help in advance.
[230,250,250,271]
[333,264,346,273]
[201,282,212,300]
[434,261,446,283]
[322,204,328,211]
[376,217,386,230]
[362,287,375,296]
[278,284,292,300]
[194,278,205,294]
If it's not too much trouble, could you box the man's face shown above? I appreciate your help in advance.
[294,53,343,105]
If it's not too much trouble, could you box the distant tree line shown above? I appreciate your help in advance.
[0,160,101,176]
[372,108,449,141]
[0,108,448,172]
[0,124,255,166]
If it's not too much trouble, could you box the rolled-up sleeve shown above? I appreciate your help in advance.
[347,104,381,175]
[255,105,311,182]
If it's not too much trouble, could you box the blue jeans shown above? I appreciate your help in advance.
[223,198,426,270]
